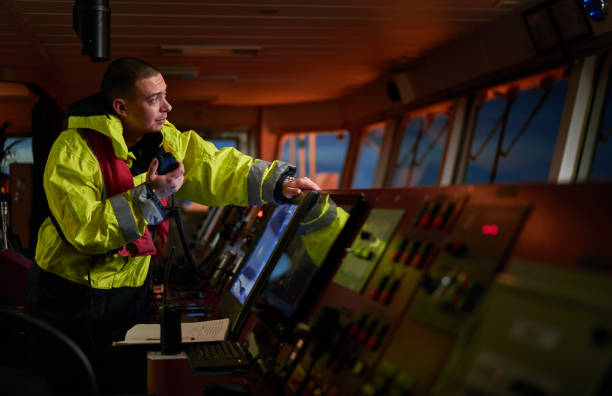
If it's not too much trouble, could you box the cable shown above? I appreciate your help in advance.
[163,245,176,307]
[168,198,206,279]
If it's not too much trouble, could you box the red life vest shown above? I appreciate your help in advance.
[87,130,169,257]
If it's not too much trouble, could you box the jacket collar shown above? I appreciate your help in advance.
[66,93,131,161]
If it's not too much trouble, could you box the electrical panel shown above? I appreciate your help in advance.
[333,208,405,293]
[433,259,612,396]
[410,204,529,334]
[183,183,612,396]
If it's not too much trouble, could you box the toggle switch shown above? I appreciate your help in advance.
[379,278,400,305]
[360,230,373,240]
[367,323,389,349]
[370,276,389,300]
[410,242,432,269]
[418,201,441,228]
[401,240,420,265]
[431,202,455,229]
[391,238,409,262]
[349,313,368,337]
[358,317,378,344]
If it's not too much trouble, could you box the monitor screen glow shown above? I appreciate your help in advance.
[229,204,297,304]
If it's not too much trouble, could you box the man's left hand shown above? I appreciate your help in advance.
[282,176,321,199]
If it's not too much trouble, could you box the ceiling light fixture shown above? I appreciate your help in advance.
[159,45,261,57]
[157,66,199,79]
[156,67,236,82]
[493,0,519,8]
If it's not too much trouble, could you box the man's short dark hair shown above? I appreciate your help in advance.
[101,57,160,108]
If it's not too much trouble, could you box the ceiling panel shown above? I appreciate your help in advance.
[0,0,525,106]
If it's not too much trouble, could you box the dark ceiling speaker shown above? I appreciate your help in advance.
[522,0,593,54]
[73,0,110,62]
[387,80,402,102]
[387,73,416,104]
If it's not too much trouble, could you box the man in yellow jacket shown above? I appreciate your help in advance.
[25,57,321,391]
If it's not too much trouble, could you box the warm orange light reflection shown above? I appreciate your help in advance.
[405,100,454,121]
[484,67,566,101]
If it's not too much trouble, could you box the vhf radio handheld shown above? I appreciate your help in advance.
[129,131,178,176]
[156,149,179,175]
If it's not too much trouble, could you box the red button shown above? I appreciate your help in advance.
[379,290,390,304]
[367,335,380,349]
[401,251,413,265]
[371,277,388,300]
[418,214,431,228]
[411,253,423,268]
[431,214,444,228]
[358,329,369,343]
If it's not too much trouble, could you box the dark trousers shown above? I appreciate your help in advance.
[25,260,151,394]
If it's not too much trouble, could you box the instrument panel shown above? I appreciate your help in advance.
[188,183,612,396]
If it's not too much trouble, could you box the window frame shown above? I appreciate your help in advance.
[277,129,352,189]
[351,120,390,189]
[455,65,577,185]
[576,53,612,181]
[383,100,456,188]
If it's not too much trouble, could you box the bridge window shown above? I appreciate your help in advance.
[197,129,249,154]
[1,137,33,175]
[390,102,453,187]
[279,131,350,190]
[463,68,569,184]
[208,139,237,150]
[0,137,33,196]
[352,122,386,188]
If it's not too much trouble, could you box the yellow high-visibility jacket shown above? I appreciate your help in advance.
[36,98,295,290]
[298,194,349,267]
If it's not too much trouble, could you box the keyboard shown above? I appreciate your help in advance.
[185,340,250,371]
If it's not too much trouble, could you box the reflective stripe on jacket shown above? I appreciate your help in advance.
[298,195,349,267]
[86,129,166,257]
[36,98,295,289]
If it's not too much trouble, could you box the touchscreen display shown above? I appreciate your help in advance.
[229,204,297,304]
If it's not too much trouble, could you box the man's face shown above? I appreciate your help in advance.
[120,72,172,141]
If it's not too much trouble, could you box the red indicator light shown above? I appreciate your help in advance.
[418,214,431,228]
[482,224,499,236]
[358,329,369,343]
[431,215,444,229]
[257,210,264,218]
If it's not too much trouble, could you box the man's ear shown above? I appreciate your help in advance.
[112,98,128,117]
